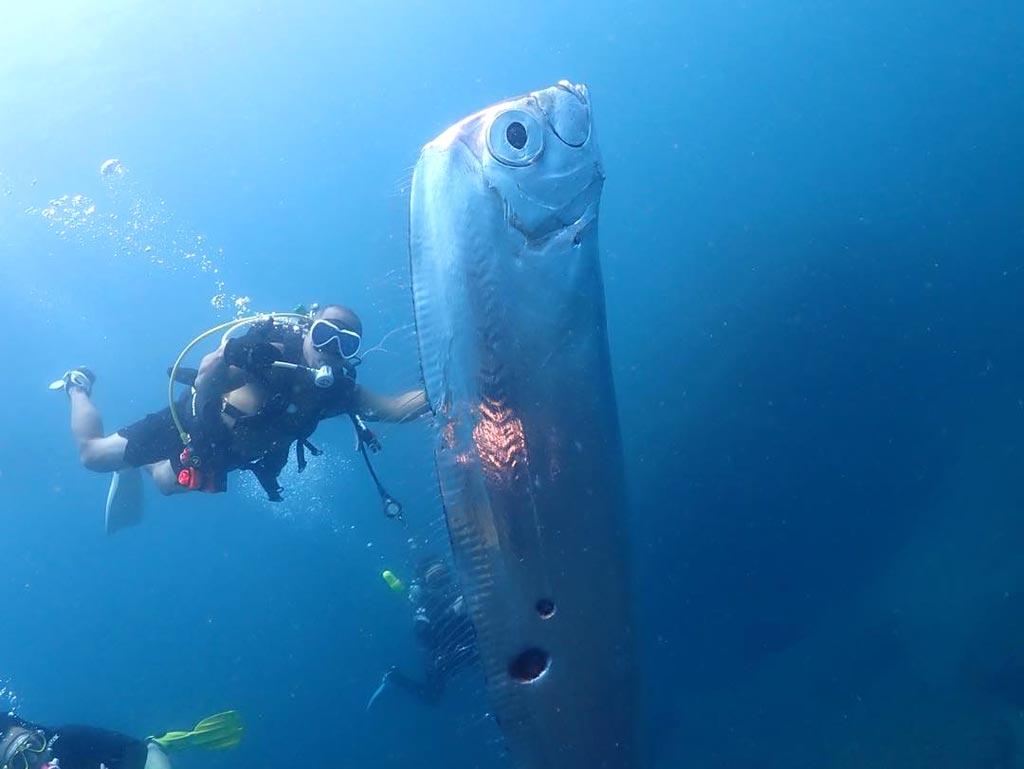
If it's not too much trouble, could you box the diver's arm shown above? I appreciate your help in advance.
[351,385,430,423]
[192,346,247,409]
[193,334,283,400]
[387,666,443,706]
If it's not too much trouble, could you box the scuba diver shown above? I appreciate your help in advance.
[51,304,429,531]
[0,709,242,769]
[368,555,479,709]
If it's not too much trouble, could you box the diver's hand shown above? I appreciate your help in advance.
[223,337,280,371]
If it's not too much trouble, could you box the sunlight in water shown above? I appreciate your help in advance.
[472,398,528,487]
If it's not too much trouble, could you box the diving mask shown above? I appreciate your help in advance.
[310,319,361,359]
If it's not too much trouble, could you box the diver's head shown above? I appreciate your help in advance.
[0,727,49,769]
[416,555,452,591]
[303,304,363,370]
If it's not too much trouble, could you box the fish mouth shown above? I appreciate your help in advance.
[536,80,592,148]
[505,176,603,243]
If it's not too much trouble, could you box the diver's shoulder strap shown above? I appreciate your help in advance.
[296,438,322,473]
[246,443,290,502]
[244,318,305,363]
[166,366,199,387]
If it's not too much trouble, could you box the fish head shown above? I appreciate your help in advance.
[428,80,604,239]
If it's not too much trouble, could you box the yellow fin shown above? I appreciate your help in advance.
[151,710,244,751]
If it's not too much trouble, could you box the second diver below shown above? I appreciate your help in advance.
[369,555,480,709]
[52,303,428,529]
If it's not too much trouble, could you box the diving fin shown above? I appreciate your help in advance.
[150,710,244,752]
[105,468,145,535]
[366,669,394,711]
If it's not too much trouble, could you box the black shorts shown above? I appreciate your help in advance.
[51,725,149,769]
[117,406,185,468]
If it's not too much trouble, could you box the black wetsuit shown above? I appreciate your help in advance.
[390,571,479,704]
[0,714,149,769]
[114,320,355,498]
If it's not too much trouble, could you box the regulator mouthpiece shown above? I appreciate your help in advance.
[383,495,403,520]
[313,365,334,388]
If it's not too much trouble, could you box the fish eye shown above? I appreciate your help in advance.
[506,121,528,149]
[487,109,543,166]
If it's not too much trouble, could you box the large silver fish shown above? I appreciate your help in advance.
[409,81,637,769]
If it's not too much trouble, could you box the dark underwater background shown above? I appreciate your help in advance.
[1,2,1022,767]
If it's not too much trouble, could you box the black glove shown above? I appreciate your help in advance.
[223,337,280,371]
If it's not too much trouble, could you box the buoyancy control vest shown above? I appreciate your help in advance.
[175,318,356,501]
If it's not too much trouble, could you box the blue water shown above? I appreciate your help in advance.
[1,2,1022,767]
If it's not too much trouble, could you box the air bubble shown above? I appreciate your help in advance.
[100,158,124,177]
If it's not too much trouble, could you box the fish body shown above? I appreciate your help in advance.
[410,81,637,769]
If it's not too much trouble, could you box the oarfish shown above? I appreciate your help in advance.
[409,80,637,769]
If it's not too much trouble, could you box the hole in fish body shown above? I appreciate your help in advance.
[509,648,551,683]
[536,598,556,619]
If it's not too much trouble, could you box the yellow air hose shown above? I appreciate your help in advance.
[167,312,311,446]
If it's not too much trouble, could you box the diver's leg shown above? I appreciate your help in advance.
[421,666,445,705]
[143,461,189,496]
[69,386,103,439]
[144,742,172,769]
[388,667,438,706]
[69,389,129,471]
